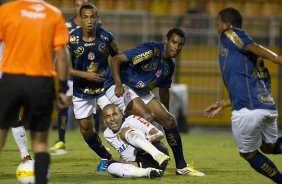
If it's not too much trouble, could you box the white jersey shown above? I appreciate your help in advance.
[104,115,157,161]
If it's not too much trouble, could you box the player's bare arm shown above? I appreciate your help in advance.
[110,53,129,97]
[245,43,282,64]
[56,46,70,109]
[204,99,231,118]
[70,68,103,82]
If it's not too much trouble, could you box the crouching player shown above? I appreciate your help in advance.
[102,104,170,179]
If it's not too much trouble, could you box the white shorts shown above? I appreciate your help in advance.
[123,86,155,107]
[105,85,126,112]
[72,95,111,119]
[231,108,278,153]
[66,80,73,97]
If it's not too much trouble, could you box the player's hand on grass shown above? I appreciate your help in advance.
[204,101,223,118]
[114,83,124,97]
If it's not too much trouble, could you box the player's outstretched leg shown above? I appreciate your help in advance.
[124,129,169,169]
[107,162,163,179]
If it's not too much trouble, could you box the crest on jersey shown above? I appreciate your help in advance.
[155,69,162,77]
[88,52,95,60]
[136,81,145,88]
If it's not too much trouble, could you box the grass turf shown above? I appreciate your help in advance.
[0,129,281,184]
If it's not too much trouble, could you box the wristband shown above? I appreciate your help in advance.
[59,80,68,93]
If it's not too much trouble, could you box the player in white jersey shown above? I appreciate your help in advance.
[0,41,31,162]
[102,104,169,178]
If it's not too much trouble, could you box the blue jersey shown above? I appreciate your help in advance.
[68,27,118,99]
[105,42,175,95]
[65,17,80,34]
[219,28,276,111]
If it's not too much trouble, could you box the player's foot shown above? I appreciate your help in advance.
[50,141,67,155]
[176,162,205,176]
[22,155,32,163]
[147,168,164,179]
[155,153,170,170]
[96,159,109,172]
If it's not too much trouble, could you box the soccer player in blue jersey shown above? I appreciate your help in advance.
[66,2,120,172]
[104,27,205,176]
[51,0,103,155]
[204,8,282,183]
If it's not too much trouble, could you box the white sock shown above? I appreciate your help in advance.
[11,126,30,159]
[124,129,161,160]
[107,163,149,178]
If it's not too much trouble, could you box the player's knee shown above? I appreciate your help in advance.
[79,125,94,138]
[239,151,257,160]
[260,143,274,154]
[142,112,154,123]
[163,115,176,129]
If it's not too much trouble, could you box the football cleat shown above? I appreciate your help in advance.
[176,162,205,176]
[155,153,170,170]
[22,155,32,163]
[50,141,67,155]
[96,159,109,172]
[147,168,164,179]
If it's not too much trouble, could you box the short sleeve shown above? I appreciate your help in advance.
[223,28,254,51]
[53,13,69,51]
[124,43,153,65]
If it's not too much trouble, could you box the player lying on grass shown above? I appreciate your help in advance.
[102,104,170,179]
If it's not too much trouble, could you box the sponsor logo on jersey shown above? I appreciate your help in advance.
[155,69,162,77]
[154,47,160,56]
[132,50,153,65]
[88,52,95,60]
[84,42,95,47]
[21,10,46,19]
[136,81,145,88]
[118,144,128,154]
[141,62,158,71]
[87,61,98,72]
[132,115,150,127]
[98,43,106,53]
[74,46,84,60]
[100,35,109,42]
[70,35,79,44]
[29,4,45,12]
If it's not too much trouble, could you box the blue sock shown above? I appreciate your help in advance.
[247,151,282,183]
[273,137,282,154]
[94,113,100,133]
[164,127,186,168]
[57,108,68,142]
[84,132,112,160]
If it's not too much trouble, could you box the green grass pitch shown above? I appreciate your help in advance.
[0,129,281,184]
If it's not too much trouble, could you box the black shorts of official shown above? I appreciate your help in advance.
[136,141,169,170]
[0,74,55,131]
